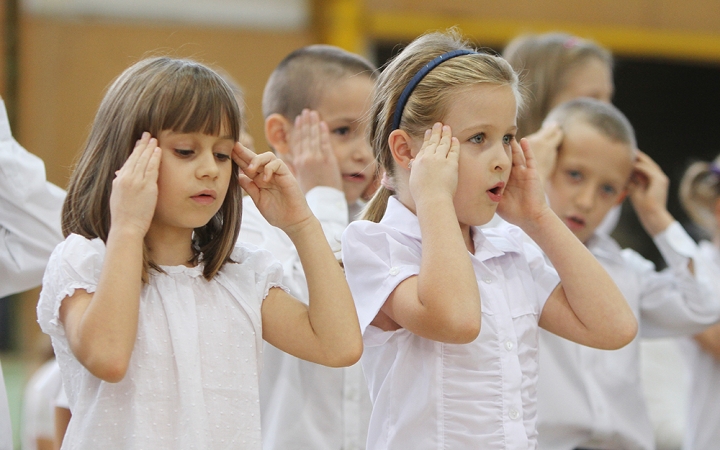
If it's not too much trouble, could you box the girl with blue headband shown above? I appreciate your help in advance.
[341,30,637,448]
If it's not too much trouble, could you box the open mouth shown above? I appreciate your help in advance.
[566,215,586,229]
[486,182,504,202]
[343,173,366,182]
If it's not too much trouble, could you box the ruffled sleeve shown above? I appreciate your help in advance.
[36,234,105,338]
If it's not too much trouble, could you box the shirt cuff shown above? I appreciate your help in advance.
[653,221,697,269]
[306,186,349,226]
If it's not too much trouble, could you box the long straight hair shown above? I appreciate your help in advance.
[62,57,242,281]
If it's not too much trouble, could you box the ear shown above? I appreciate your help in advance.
[388,129,417,170]
[264,113,293,156]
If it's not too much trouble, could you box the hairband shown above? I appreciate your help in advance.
[709,163,720,177]
[391,49,477,131]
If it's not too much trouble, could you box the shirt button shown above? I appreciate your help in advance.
[483,278,492,284]
[505,340,514,351]
[509,408,520,420]
[389,267,399,276]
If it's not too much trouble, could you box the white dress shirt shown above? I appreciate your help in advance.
[537,223,720,450]
[0,98,65,298]
[682,240,720,450]
[37,234,285,449]
[240,187,372,450]
[22,358,63,450]
[342,197,560,449]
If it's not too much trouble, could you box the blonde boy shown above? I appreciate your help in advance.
[238,45,376,450]
[536,98,720,450]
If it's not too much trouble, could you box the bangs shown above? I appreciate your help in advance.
[143,62,241,141]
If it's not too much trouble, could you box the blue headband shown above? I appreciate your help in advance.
[391,49,476,131]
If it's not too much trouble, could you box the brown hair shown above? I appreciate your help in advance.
[62,56,242,281]
[363,30,522,223]
[680,154,720,236]
[262,44,377,122]
[503,32,612,138]
[544,97,636,148]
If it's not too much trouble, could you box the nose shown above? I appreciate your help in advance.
[492,142,512,173]
[351,136,373,163]
[574,184,596,211]
[196,149,220,179]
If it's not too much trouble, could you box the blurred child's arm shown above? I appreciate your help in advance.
[235,144,362,367]
[0,98,65,297]
[523,122,563,185]
[628,150,675,238]
[694,323,720,360]
[376,124,482,344]
[59,133,161,382]
[288,109,344,194]
[501,139,637,350]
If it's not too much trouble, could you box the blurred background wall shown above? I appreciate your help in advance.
[1,3,720,441]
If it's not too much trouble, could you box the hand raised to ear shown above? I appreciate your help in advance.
[233,143,313,234]
[110,132,162,237]
[288,109,343,194]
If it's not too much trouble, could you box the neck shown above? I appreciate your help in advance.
[144,225,195,267]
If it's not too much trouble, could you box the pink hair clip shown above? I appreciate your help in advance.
[563,37,579,49]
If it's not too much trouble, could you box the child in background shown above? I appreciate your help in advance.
[341,31,637,449]
[36,56,362,449]
[535,98,720,450]
[677,157,720,450]
[239,45,376,450]
[0,95,65,450]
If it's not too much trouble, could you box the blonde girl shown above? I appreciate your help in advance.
[678,156,720,450]
[36,57,361,449]
[341,31,636,449]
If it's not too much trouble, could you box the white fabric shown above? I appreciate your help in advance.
[0,361,11,450]
[682,241,720,450]
[240,187,372,450]
[22,358,63,450]
[341,196,560,450]
[0,98,65,298]
[537,222,720,450]
[37,234,286,449]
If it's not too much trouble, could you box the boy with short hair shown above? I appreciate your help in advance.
[239,45,377,450]
[535,98,720,450]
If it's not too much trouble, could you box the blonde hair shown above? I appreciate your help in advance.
[680,155,720,236]
[545,97,636,148]
[503,32,612,138]
[363,30,522,223]
[62,56,242,282]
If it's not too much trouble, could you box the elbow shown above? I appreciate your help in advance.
[601,316,639,350]
[323,339,364,368]
[440,314,481,344]
[77,349,130,383]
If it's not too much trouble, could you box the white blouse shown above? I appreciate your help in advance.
[342,197,560,450]
[37,234,285,450]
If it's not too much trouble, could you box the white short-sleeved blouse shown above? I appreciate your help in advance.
[341,197,560,450]
[37,234,285,450]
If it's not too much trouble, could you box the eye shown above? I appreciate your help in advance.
[503,134,514,145]
[601,184,617,196]
[567,170,582,181]
[175,149,194,157]
[469,133,485,144]
[332,126,351,137]
[215,153,231,162]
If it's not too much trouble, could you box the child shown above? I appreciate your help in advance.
[677,156,720,450]
[239,45,376,450]
[341,31,637,449]
[0,95,65,450]
[35,56,362,449]
[535,98,720,450]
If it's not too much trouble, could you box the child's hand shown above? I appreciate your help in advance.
[524,122,563,185]
[409,123,460,208]
[234,143,313,234]
[628,150,674,236]
[109,132,161,238]
[288,109,343,194]
[497,138,551,229]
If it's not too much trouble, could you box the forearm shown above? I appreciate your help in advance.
[285,216,362,366]
[68,229,144,381]
[529,209,637,347]
[415,198,481,342]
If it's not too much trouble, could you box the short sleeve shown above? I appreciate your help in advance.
[341,221,421,333]
[229,244,288,302]
[36,234,105,338]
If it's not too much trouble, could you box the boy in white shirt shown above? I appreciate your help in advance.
[536,98,720,450]
[239,45,377,450]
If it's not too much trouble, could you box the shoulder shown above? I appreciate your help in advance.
[228,242,281,270]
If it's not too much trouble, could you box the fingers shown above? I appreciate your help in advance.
[232,141,256,169]
[512,138,529,169]
[118,132,159,181]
